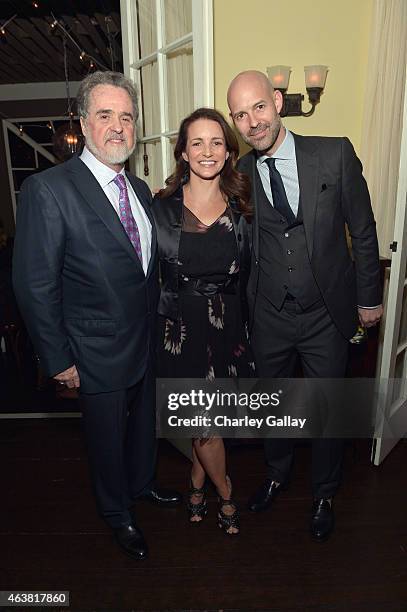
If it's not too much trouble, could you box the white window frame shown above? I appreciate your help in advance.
[120,0,214,186]
[3,117,62,221]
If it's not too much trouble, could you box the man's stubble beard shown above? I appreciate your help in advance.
[241,113,282,154]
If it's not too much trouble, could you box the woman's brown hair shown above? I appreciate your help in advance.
[158,107,252,218]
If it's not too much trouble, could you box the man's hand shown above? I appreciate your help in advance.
[358,305,383,328]
[54,365,80,388]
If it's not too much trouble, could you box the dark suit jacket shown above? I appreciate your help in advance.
[237,133,381,339]
[12,155,159,393]
[151,189,251,325]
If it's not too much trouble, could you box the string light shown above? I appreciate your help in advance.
[0,13,17,42]
[14,122,56,135]
[49,12,109,71]
[32,2,40,8]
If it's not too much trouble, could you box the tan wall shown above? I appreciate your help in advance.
[213,0,373,154]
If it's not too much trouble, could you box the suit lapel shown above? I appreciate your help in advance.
[293,134,319,259]
[67,157,143,271]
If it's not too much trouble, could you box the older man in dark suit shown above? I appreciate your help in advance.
[228,70,382,540]
[13,71,180,560]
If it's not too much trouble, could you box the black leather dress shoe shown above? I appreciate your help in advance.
[114,524,148,560]
[142,486,182,506]
[247,479,285,512]
[310,499,335,542]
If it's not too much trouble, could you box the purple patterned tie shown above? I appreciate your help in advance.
[113,174,143,265]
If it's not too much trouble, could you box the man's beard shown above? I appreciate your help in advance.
[241,114,282,153]
[85,131,136,165]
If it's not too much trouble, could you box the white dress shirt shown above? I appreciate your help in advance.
[80,146,152,275]
[257,128,299,216]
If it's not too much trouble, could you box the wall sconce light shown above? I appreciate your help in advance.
[267,65,328,117]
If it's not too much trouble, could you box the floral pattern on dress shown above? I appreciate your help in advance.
[164,318,186,355]
[218,215,233,232]
[228,364,238,377]
[233,343,246,357]
[208,294,225,330]
[206,345,215,380]
[228,260,239,274]
[158,205,255,380]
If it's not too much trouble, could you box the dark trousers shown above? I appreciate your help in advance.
[251,294,349,498]
[80,366,156,529]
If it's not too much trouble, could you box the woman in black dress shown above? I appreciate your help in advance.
[152,108,253,535]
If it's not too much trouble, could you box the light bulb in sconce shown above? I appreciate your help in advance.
[267,65,291,92]
[304,65,328,89]
[266,64,329,117]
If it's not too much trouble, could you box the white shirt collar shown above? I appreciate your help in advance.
[79,146,126,189]
[257,128,295,166]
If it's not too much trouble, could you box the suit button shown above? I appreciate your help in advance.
[280,219,285,224]
[288,266,294,272]
[284,284,288,290]
[284,232,289,238]
[287,249,293,255]
[237,233,242,241]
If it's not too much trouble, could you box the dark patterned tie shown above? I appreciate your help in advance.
[265,157,295,224]
[113,174,143,265]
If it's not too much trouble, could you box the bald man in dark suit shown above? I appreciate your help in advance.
[228,70,382,541]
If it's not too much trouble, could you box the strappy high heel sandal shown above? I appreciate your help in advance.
[187,481,207,523]
[217,476,240,535]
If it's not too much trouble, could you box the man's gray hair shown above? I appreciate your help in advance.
[76,71,139,121]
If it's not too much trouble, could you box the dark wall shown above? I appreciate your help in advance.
[0,98,70,236]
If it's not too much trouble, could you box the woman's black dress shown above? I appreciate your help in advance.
[157,205,254,379]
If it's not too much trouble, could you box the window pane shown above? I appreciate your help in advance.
[166,43,193,131]
[37,153,54,171]
[164,0,192,44]
[9,132,36,168]
[140,61,160,136]
[391,349,407,405]
[164,136,178,179]
[136,0,157,57]
[20,123,53,144]
[136,140,163,190]
[169,135,178,153]
[398,284,407,346]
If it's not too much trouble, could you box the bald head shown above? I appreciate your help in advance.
[227,70,274,108]
[227,70,284,155]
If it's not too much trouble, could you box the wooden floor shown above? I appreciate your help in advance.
[1,418,406,612]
